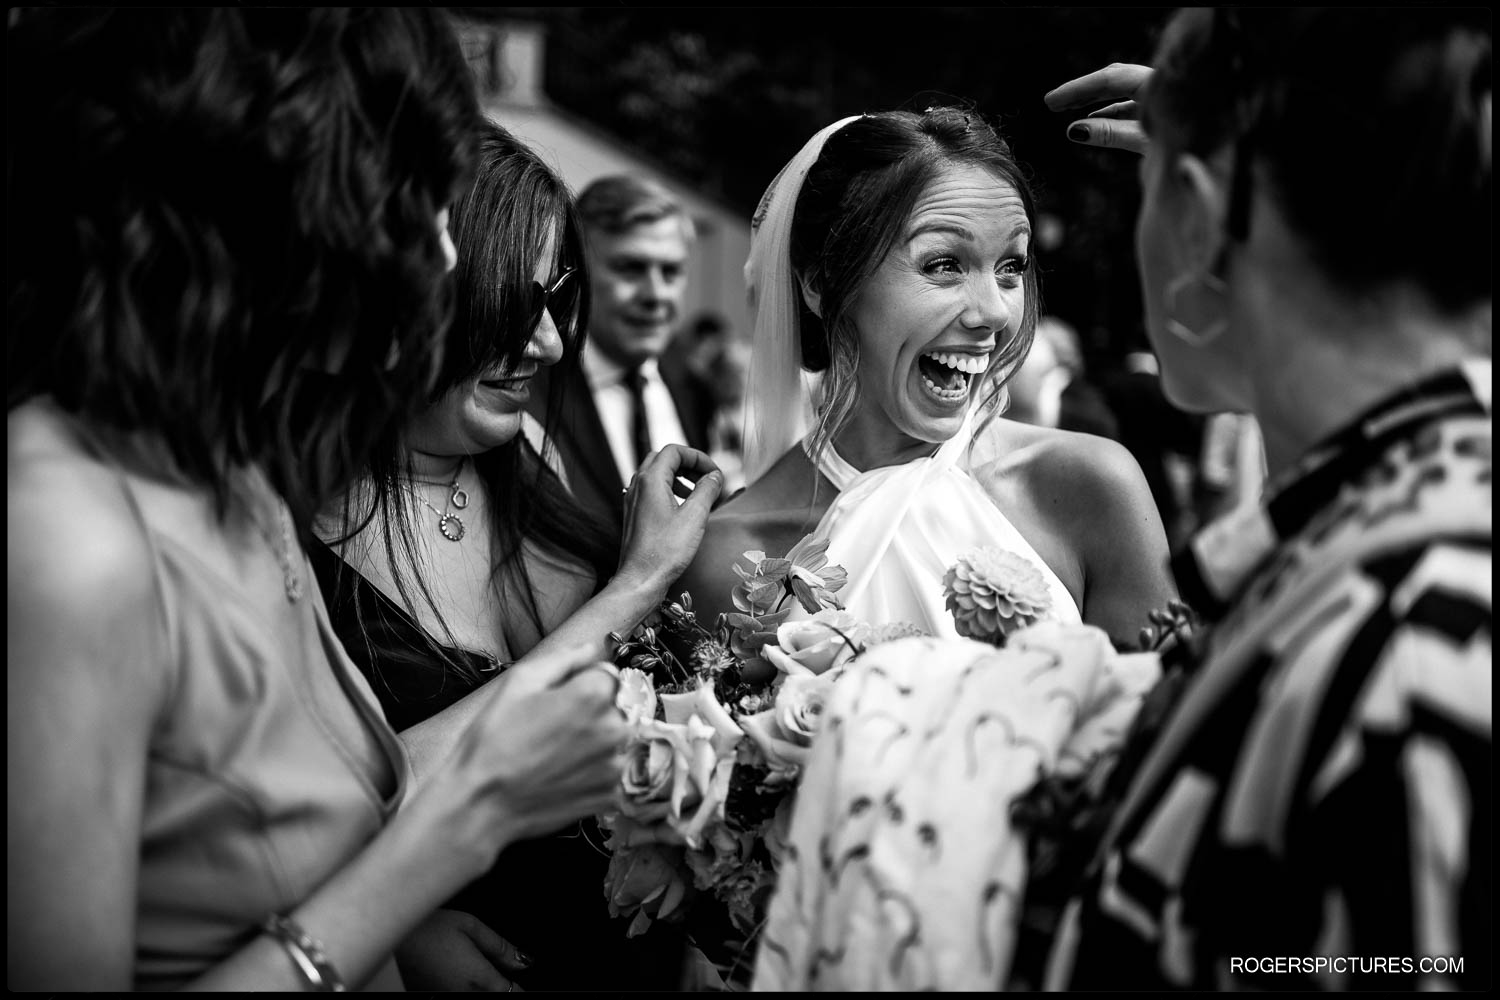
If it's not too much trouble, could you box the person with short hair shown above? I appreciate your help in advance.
[529,174,715,524]
[1042,8,1491,989]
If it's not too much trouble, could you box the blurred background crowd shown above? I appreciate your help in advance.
[458,6,1266,543]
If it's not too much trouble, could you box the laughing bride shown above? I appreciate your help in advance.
[675,107,1174,644]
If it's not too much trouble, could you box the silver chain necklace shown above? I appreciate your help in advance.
[408,457,470,542]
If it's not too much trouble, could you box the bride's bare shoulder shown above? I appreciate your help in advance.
[971,417,1146,498]
[969,416,1162,552]
[672,445,828,617]
[713,443,819,512]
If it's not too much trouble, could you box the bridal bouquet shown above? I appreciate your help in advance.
[748,550,1198,991]
[601,537,926,974]
[601,533,1196,987]
[599,541,1075,941]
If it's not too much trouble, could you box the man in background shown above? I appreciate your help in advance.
[1097,349,1206,550]
[529,174,713,524]
[1007,315,1120,440]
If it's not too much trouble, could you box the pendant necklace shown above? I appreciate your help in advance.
[410,456,470,542]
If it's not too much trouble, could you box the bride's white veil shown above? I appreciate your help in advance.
[741,115,862,485]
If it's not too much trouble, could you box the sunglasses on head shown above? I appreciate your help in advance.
[527,264,578,330]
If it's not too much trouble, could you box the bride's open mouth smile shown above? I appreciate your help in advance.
[916,350,988,405]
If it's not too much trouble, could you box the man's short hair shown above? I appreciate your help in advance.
[576,174,695,240]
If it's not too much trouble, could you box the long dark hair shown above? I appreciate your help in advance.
[6,8,481,530]
[790,106,1042,463]
[328,120,617,685]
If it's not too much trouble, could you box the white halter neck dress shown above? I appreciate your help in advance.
[798,415,1081,634]
[755,419,1149,993]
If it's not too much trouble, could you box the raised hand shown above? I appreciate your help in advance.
[1044,63,1154,155]
[437,645,628,857]
[617,444,724,594]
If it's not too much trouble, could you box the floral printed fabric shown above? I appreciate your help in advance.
[752,623,1159,990]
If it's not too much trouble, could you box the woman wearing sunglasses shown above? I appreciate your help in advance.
[311,120,722,991]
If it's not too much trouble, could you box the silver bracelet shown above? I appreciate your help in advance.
[263,913,348,992]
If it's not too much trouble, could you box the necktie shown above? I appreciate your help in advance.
[624,366,652,469]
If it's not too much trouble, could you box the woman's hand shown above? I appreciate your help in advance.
[395,453,723,786]
[395,909,531,992]
[433,647,628,866]
[1045,63,1154,155]
[616,444,724,595]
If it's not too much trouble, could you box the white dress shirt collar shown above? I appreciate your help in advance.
[581,342,686,484]
[582,340,660,392]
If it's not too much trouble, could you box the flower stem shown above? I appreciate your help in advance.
[822,624,862,656]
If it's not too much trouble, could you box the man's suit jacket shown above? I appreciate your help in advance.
[526,355,714,528]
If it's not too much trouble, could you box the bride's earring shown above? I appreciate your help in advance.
[1164,269,1229,347]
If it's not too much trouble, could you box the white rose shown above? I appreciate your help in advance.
[616,667,658,725]
[660,680,745,756]
[662,715,736,848]
[762,609,864,677]
[773,672,836,744]
[739,671,839,778]
[619,724,677,823]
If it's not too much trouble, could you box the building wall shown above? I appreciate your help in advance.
[462,19,755,344]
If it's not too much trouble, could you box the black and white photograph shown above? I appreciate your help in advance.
[7,6,1490,992]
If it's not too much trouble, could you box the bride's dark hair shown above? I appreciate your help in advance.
[790,106,1042,462]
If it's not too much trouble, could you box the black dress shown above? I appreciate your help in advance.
[309,540,686,991]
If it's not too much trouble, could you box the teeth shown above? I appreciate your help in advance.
[921,374,969,400]
[923,351,988,375]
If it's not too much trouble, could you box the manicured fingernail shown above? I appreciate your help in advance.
[1068,123,1090,143]
[515,950,533,968]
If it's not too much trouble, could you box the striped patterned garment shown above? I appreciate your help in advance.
[1046,362,1491,991]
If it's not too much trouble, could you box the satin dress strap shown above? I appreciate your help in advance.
[801,413,1081,636]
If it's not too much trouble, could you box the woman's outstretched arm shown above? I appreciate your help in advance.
[8,461,625,991]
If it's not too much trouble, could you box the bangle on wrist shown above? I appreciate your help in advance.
[263,913,347,992]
